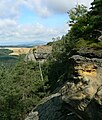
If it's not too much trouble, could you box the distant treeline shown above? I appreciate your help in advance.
[0,49,25,68]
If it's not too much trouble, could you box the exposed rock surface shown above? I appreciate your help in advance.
[98,31,102,42]
[25,93,79,120]
[24,48,36,61]
[61,49,102,120]
[24,45,52,62]
[25,49,102,120]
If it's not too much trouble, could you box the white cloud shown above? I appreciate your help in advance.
[0,0,93,45]
[17,0,50,17]
[17,0,93,17]
[0,19,17,28]
[19,0,93,17]
[0,0,93,18]
[0,21,67,44]
[46,0,75,14]
[47,0,93,14]
[0,0,19,19]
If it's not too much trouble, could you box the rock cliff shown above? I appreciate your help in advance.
[24,45,52,62]
[61,49,102,120]
[25,49,102,120]
[25,93,79,120]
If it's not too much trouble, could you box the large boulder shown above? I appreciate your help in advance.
[25,93,79,120]
[61,50,102,120]
[24,45,52,62]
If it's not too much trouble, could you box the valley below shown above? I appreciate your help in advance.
[0,47,31,56]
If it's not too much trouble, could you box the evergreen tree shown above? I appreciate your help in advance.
[68,4,87,26]
[88,0,102,39]
[90,0,102,30]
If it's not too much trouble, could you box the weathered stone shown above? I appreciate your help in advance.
[77,48,102,58]
[61,51,102,120]
[24,48,36,62]
[25,49,102,120]
[24,45,52,62]
[25,93,79,120]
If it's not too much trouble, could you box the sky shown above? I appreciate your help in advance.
[0,0,93,45]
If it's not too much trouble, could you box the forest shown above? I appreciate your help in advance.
[0,0,102,119]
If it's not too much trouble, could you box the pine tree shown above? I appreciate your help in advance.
[90,0,102,30]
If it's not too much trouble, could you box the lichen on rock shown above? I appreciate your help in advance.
[61,50,102,120]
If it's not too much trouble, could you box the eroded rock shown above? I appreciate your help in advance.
[25,93,79,120]
[61,53,102,120]
[25,49,102,120]
[24,45,52,62]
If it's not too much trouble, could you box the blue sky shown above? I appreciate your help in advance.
[19,6,68,27]
[0,0,93,45]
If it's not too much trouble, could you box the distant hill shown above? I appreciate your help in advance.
[0,40,47,48]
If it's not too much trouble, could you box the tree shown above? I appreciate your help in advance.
[90,0,102,30]
[66,4,90,46]
[0,61,49,120]
[68,4,87,26]
[88,0,102,39]
[67,1,102,42]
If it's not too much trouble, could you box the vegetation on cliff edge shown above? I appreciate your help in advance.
[0,0,102,119]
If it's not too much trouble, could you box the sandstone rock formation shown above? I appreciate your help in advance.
[24,45,52,62]
[25,93,79,120]
[61,49,102,120]
[25,49,102,120]
[24,48,36,61]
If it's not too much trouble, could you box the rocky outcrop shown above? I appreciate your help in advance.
[24,48,36,61]
[61,49,102,120]
[24,45,52,62]
[98,30,102,42]
[25,93,79,120]
[25,49,102,120]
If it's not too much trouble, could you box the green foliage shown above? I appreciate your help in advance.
[68,4,87,26]
[0,1,102,119]
[0,61,49,120]
[85,0,102,40]
[46,1,102,92]
[89,41,102,49]
[0,49,18,67]
[45,36,70,91]
[0,50,26,68]
[67,2,102,49]
[75,38,92,48]
[47,42,53,46]
[90,0,102,30]
[75,38,102,49]
[0,49,13,55]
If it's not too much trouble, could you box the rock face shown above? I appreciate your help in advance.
[24,45,52,62]
[25,93,79,120]
[25,49,102,120]
[24,48,36,61]
[61,49,102,120]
